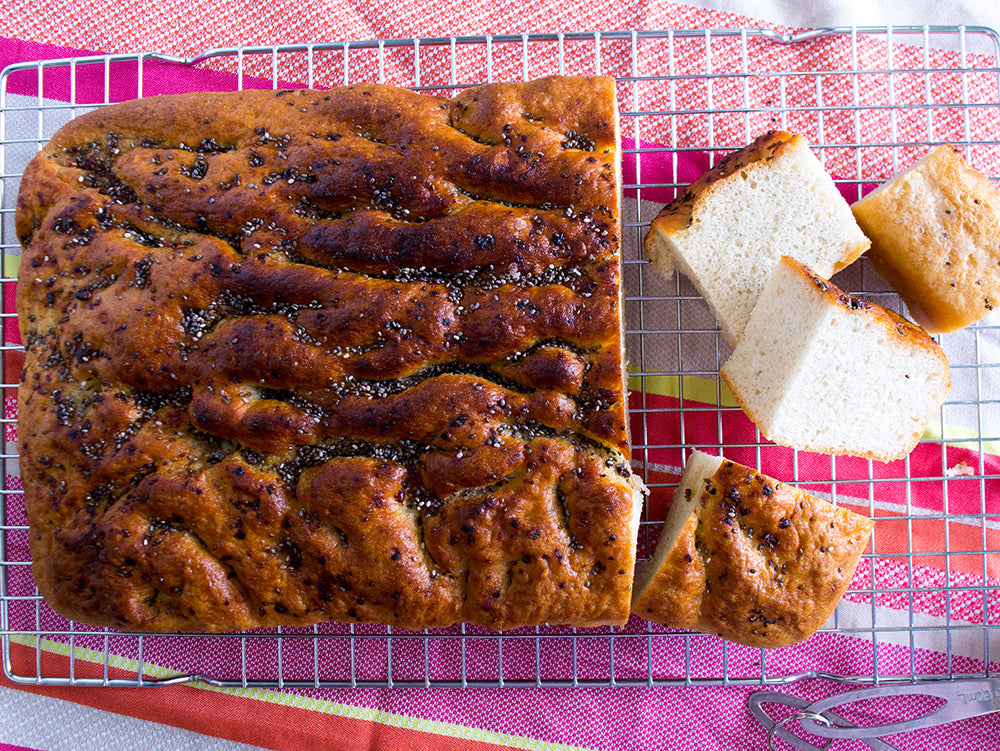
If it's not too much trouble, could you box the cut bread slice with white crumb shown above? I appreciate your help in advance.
[631,450,874,648]
[643,130,870,345]
[630,449,724,633]
[720,256,952,462]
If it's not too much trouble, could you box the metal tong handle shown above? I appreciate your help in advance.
[798,678,1000,740]
[748,691,899,751]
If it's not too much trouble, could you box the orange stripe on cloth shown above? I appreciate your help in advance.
[866,509,1000,581]
[1,642,525,751]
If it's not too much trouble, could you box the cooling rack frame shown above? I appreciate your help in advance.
[2,26,1000,689]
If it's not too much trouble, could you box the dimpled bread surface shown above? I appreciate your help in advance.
[15,77,644,633]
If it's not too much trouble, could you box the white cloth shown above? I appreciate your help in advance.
[684,0,1000,30]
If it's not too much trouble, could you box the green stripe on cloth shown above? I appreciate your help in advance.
[922,420,1000,459]
[627,371,738,407]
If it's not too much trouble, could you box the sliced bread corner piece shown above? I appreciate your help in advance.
[632,450,874,648]
[631,450,723,628]
[852,144,1000,333]
[643,130,870,345]
[720,256,952,462]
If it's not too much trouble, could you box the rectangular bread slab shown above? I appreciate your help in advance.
[15,76,643,633]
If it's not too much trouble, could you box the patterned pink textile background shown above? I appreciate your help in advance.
[3,4,1000,750]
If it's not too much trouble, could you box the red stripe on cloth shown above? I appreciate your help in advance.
[632,389,1000,587]
[4,283,19,349]
[1,643,527,751]
[3,350,22,445]
[0,744,43,751]
[632,390,1000,517]
[873,513,1000,583]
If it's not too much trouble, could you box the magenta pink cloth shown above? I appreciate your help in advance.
[3,29,1000,751]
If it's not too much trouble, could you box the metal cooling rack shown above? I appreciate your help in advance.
[2,27,1000,689]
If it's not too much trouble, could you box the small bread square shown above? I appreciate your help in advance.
[852,144,1000,333]
[720,256,951,462]
[632,450,874,648]
[643,130,870,345]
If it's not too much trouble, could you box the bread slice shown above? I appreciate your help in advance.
[852,144,1000,333]
[643,130,870,345]
[720,256,951,462]
[632,450,874,648]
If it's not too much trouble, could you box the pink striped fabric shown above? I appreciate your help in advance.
[3,7,1000,749]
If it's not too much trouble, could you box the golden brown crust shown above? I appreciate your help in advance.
[852,144,1000,333]
[633,460,873,648]
[16,77,639,632]
[643,130,800,241]
[786,255,949,354]
[641,130,868,346]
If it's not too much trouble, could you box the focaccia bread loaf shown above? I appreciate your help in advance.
[632,451,873,648]
[643,130,870,345]
[720,256,951,462]
[15,77,644,633]
[852,144,1000,333]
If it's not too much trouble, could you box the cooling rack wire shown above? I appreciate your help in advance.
[2,27,1000,688]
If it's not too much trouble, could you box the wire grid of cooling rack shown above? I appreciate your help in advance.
[2,27,1000,689]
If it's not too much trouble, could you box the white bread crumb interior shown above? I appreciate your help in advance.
[644,131,869,345]
[631,450,722,603]
[720,256,951,461]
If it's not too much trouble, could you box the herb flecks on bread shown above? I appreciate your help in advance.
[852,144,1000,333]
[15,78,644,634]
[721,256,951,462]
